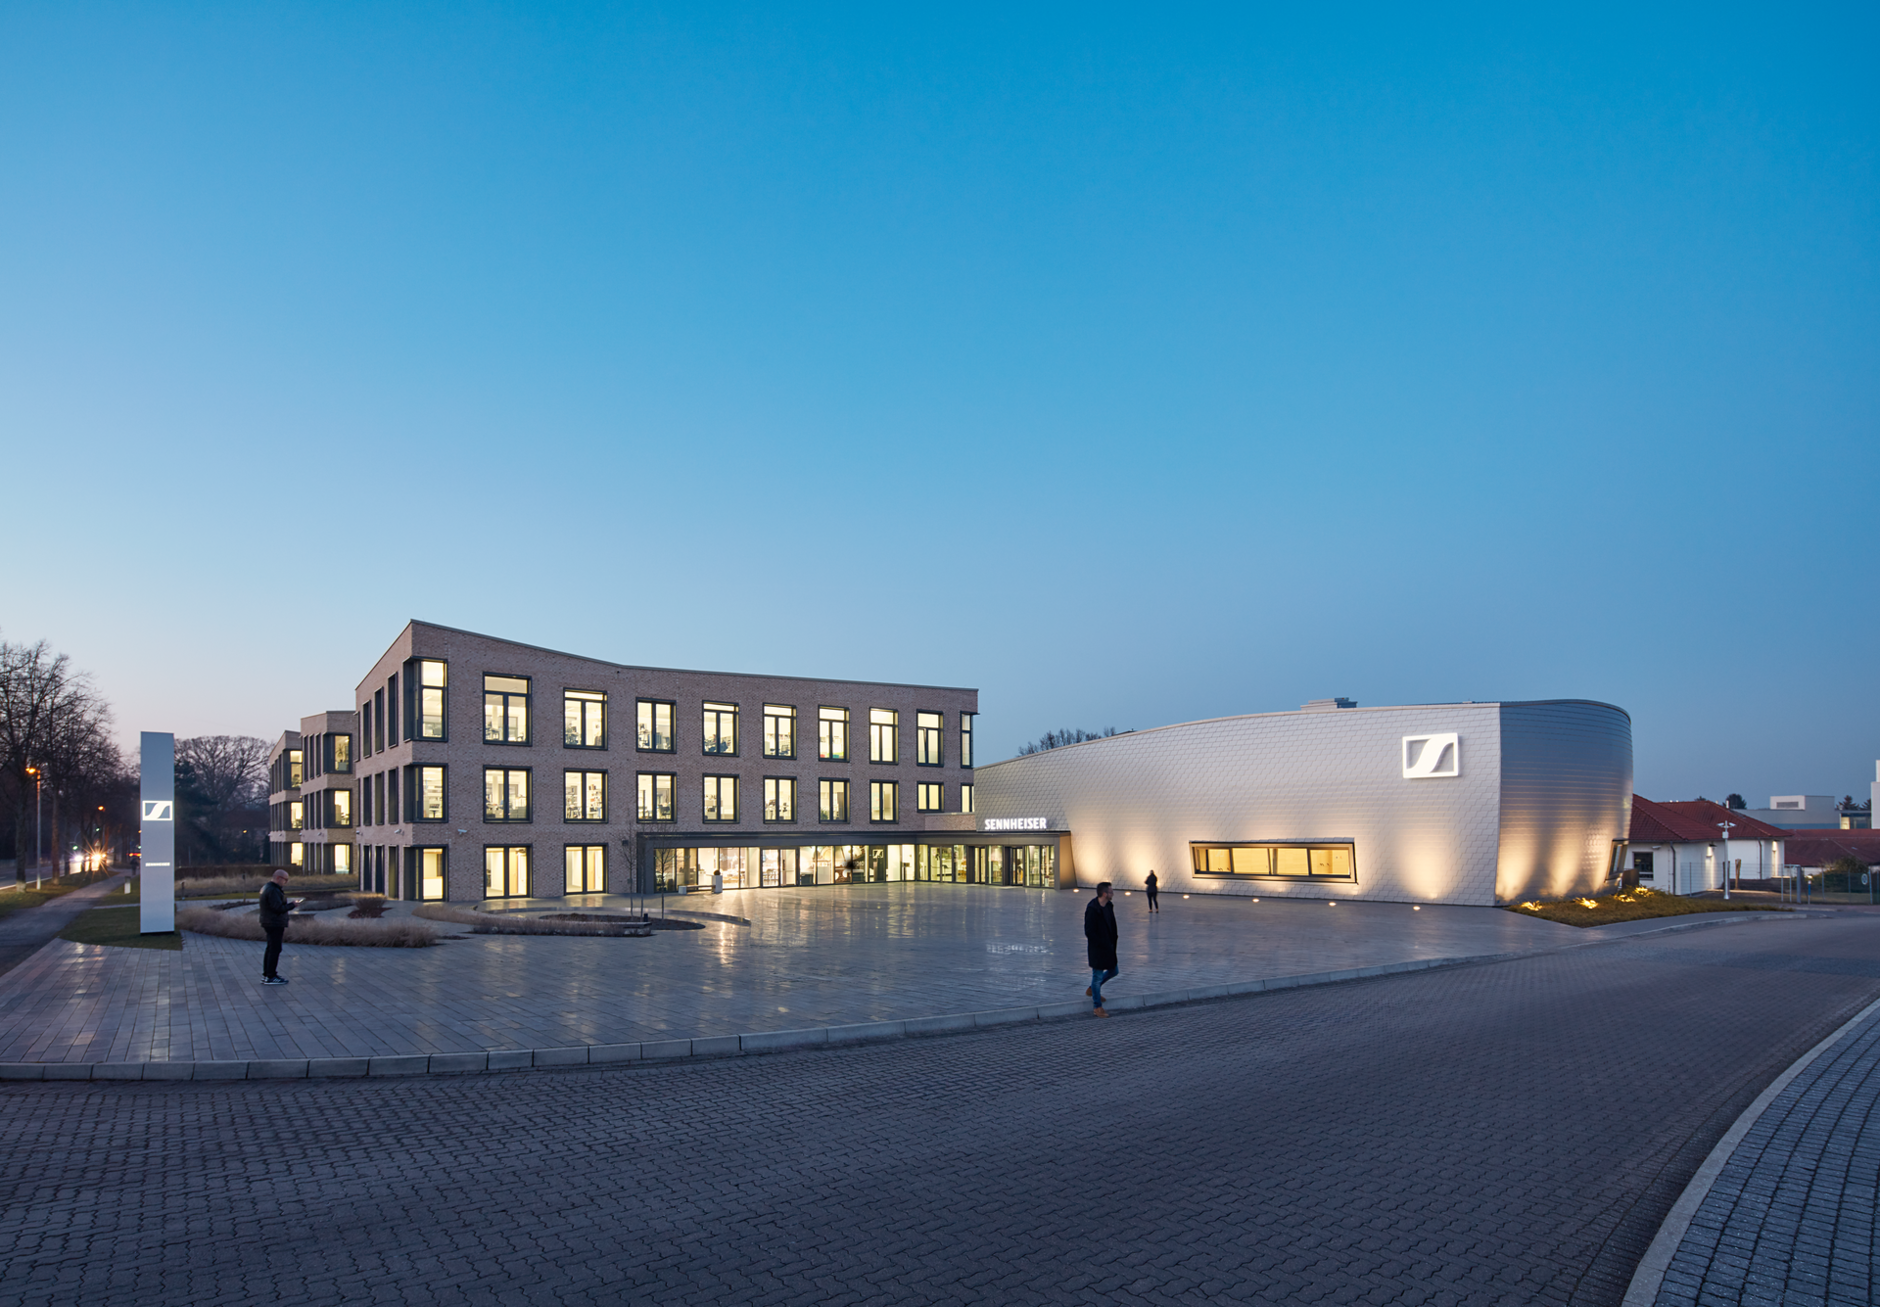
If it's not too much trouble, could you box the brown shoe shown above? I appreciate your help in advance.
[1085,987,1093,996]
[1092,1007,1109,1018]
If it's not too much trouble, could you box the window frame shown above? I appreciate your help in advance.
[961,783,974,814]
[409,764,447,822]
[763,776,797,823]
[636,699,676,753]
[483,766,533,823]
[916,711,944,767]
[762,704,797,759]
[637,771,676,822]
[563,769,606,822]
[483,674,533,746]
[564,689,607,750]
[406,658,448,742]
[702,702,739,757]
[818,707,850,762]
[819,778,851,824]
[702,774,739,823]
[565,844,606,895]
[1189,841,1358,883]
[483,845,531,898]
[869,709,899,764]
[961,713,975,769]
[870,780,898,823]
[415,846,447,901]
[917,782,945,813]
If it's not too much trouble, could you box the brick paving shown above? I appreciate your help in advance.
[1648,987,1880,1306]
[0,885,1581,1064]
[2,916,1878,1306]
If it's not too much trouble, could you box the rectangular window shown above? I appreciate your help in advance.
[702,702,738,756]
[869,709,898,763]
[332,734,352,772]
[386,674,398,745]
[387,770,400,825]
[288,749,303,788]
[961,783,974,814]
[916,712,943,766]
[414,766,446,822]
[637,772,675,822]
[484,768,531,822]
[917,783,944,812]
[564,770,605,821]
[961,713,975,768]
[484,845,530,898]
[764,777,796,822]
[289,842,304,868]
[1190,842,1356,882]
[818,707,849,761]
[702,775,738,822]
[763,705,796,759]
[373,772,386,827]
[565,844,605,894]
[418,660,447,740]
[564,690,606,748]
[819,779,850,823]
[870,780,898,823]
[637,700,675,752]
[484,675,531,744]
[288,800,304,830]
[331,789,353,827]
[418,847,445,900]
[360,700,374,758]
[332,844,352,875]
[374,688,386,753]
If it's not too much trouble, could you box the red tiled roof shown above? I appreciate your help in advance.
[1784,831,1880,868]
[1630,796,1787,843]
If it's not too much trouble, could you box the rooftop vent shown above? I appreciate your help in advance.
[1300,697,1358,712]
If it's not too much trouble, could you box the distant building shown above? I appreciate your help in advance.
[1623,796,1785,894]
[1738,792,1870,830]
[1783,829,1880,876]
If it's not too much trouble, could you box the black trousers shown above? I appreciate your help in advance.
[263,925,285,978]
[1146,889,1159,909]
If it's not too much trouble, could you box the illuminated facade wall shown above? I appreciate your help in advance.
[974,700,1632,906]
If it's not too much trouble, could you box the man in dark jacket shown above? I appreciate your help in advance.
[258,870,298,985]
[1084,882,1118,1017]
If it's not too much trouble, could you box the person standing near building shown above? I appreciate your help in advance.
[1144,870,1160,913]
[1084,882,1119,1017]
[258,869,298,985]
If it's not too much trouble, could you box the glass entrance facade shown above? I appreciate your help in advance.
[649,841,1057,892]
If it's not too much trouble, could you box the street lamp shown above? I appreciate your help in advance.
[1717,817,1736,900]
[25,765,43,889]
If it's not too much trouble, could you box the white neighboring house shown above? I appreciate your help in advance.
[1623,796,1785,894]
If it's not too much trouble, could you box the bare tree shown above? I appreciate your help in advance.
[175,735,271,865]
[1015,726,1130,756]
[0,635,118,871]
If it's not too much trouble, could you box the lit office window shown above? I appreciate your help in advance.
[703,775,738,822]
[484,845,530,898]
[415,766,446,821]
[916,713,943,766]
[961,714,975,768]
[484,676,531,744]
[637,772,675,821]
[288,843,304,868]
[870,781,898,823]
[418,848,445,900]
[764,777,796,822]
[870,709,898,763]
[763,705,796,759]
[484,768,531,822]
[333,844,352,875]
[564,690,606,748]
[961,783,974,814]
[1189,842,1355,881]
[917,783,944,813]
[288,750,304,787]
[637,700,675,752]
[820,779,850,823]
[331,789,353,827]
[332,734,353,772]
[288,801,304,831]
[819,708,849,761]
[565,844,605,894]
[564,770,605,821]
[703,702,739,755]
[418,660,447,740]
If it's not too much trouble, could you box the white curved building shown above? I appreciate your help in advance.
[974,699,1633,906]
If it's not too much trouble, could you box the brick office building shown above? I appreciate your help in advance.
[324,620,1028,902]
[266,712,358,877]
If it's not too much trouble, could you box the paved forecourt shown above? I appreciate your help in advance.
[4,916,1878,1307]
[0,883,1627,1071]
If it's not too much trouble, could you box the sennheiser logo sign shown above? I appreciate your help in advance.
[1402,734,1460,779]
[984,817,1049,832]
[142,800,173,822]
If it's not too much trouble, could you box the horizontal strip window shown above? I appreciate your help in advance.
[1190,842,1355,881]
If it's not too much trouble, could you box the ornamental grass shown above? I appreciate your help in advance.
[177,906,439,947]
[1507,886,1785,928]
[412,904,651,936]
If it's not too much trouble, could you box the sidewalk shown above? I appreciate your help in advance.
[1634,995,1880,1306]
[0,874,130,977]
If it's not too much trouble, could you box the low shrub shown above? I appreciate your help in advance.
[412,903,652,936]
[1507,886,1785,927]
[348,894,388,919]
[177,906,438,947]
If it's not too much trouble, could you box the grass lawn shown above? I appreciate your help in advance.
[59,903,182,950]
[1508,887,1787,928]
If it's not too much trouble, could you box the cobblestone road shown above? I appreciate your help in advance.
[3,917,1877,1307]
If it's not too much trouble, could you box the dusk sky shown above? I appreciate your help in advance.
[2,4,1874,803]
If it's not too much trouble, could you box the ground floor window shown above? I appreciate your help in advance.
[288,843,304,868]
[485,845,531,898]
[1190,842,1355,882]
[644,841,1057,892]
[1632,851,1655,881]
[417,847,446,900]
[331,843,351,876]
[566,844,605,893]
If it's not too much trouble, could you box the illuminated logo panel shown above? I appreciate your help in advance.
[142,800,174,821]
[1401,734,1460,779]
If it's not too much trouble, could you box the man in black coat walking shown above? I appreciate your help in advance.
[1084,881,1119,1017]
[258,869,298,985]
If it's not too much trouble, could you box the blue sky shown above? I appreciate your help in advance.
[2,3,1874,802]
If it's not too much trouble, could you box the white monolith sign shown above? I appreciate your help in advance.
[139,732,176,934]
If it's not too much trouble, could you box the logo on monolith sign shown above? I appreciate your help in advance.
[1402,733,1460,779]
[142,800,173,821]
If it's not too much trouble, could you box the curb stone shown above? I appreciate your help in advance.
[0,914,1800,1084]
